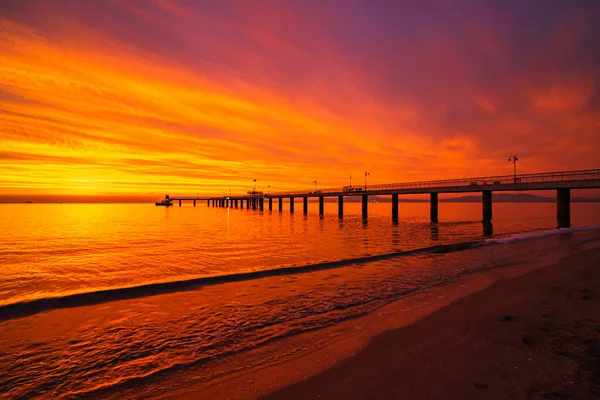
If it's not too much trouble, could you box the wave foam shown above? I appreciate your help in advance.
[483,225,600,245]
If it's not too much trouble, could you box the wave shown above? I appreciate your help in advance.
[2,226,599,322]
[483,225,600,245]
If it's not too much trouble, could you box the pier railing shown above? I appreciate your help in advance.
[269,168,600,196]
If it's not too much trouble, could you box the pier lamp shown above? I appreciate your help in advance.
[350,175,352,187]
[267,184,271,196]
[508,156,519,183]
[253,179,257,194]
[364,171,370,190]
[313,180,317,192]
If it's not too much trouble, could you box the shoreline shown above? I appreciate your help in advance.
[160,231,600,400]
[263,237,600,399]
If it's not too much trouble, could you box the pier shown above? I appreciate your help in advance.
[165,169,600,228]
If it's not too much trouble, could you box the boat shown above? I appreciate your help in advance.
[156,194,173,206]
[24,200,33,203]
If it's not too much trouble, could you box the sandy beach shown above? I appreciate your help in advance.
[263,242,600,399]
[154,232,600,400]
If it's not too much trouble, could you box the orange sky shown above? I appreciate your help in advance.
[1,0,599,199]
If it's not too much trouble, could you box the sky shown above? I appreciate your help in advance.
[1,0,599,199]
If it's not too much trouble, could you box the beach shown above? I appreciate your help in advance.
[262,238,600,399]
[162,231,600,400]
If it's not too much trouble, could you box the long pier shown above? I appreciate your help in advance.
[166,169,600,228]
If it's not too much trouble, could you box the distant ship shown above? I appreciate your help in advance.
[155,194,173,207]
[24,200,33,204]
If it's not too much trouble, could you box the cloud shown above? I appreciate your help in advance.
[1,0,599,197]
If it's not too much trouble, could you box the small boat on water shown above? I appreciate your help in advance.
[24,200,33,203]
[156,194,173,206]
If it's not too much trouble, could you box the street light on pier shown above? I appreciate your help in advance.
[364,171,370,190]
[267,184,271,196]
[349,175,352,187]
[253,179,257,194]
[508,156,519,183]
[313,180,317,192]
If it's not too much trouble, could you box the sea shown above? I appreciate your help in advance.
[1,201,599,399]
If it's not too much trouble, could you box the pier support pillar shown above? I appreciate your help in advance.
[290,197,295,213]
[247,199,250,209]
[268,197,272,211]
[557,188,571,228]
[303,197,308,214]
[235,199,238,208]
[240,199,244,209]
[319,196,324,216]
[193,200,196,207]
[362,195,368,218]
[430,192,438,222]
[259,198,264,211]
[252,198,256,210]
[179,200,182,207]
[278,197,283,212]
[482,190,492,222]
[338,196,343,218]
[392,193,398,219]
[207,199,210,206]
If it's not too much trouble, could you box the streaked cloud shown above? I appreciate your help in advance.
[1,0,599,197]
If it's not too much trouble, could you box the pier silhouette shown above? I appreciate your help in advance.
[165,169,600,228]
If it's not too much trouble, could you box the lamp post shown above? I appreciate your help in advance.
[253,179,257,194]
[313,180,317,192]
[267,184,271,196]
[349,175,352,187]
[364,171,370,190]
[508,156,519,183]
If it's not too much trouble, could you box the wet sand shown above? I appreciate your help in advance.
[263,245,600,399]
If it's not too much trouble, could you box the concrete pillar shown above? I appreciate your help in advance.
[235,199,238,208]
[483,221,493,236]
[259,198,264,211]
[193,200,196,207]
[430,192,438,223]
[362,195,368,218]
[392,193,398,219]
[319,196,324,216]
[178,200,182,207]
[252,198,256,210]
[303,197,308,214]
[268,197,272,211]
[278,197,283,212]
[482,190,492,222]
[290,197,295,213]
[557,188,571,228]
[207,199,210,206]
[247,199,250,209]
[240,199,243,209]
[338,195,343,218]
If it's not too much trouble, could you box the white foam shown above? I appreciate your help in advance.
[483,226,600,245]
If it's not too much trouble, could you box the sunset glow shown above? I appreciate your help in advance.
[1,0,599,199]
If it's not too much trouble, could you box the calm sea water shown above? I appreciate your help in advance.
[0,201,599,398]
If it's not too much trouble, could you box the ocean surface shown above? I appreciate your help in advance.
[1,201,600,399]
